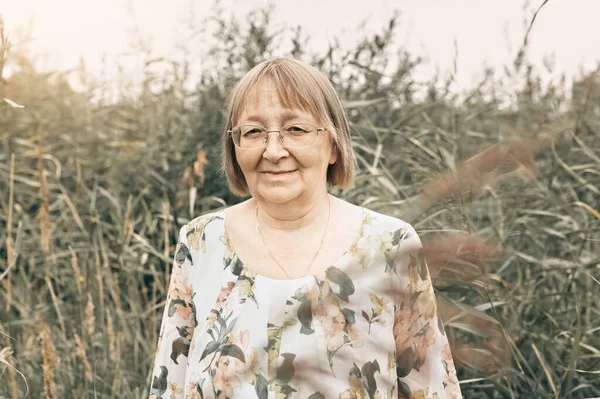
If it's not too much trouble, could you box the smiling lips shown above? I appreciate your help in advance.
[262,170,295,174]
[262,170,296,176]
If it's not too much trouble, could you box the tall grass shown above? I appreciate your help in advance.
[1,5,599,398]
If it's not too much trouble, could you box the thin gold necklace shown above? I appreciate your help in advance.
[255,197,331,279]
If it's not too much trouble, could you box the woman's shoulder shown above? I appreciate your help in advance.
[184,209,226,232]
[179,200,254,252]
[361,207,423,250]
[362,207,416,234]
[179,209,227,252]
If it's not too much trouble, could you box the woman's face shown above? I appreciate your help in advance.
[234,80,337,205]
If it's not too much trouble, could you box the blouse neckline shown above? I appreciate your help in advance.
[220,206,368,283]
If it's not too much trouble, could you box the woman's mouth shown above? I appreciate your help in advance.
[262,170,297,177]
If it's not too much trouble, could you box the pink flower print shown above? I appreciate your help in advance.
[213,356,241,398]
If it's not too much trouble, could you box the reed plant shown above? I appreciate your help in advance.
[0,5,599,398]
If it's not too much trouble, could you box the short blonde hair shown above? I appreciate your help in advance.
[221,58,355,196]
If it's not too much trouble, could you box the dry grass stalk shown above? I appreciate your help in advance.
[75,157,84,200]
[5,153,15,311]
[8,359,18,399]
[109,272,124,324]
[74,333,93,383]
[0,7,598,397]
[45,277,66,337]
[162,194,170,260]
[110,334,122,393]
[84,293,95,337]
[59,192,86,233]
[93,240,105,318]
[106,310,118,364]
[69,246,83,295]
[123,194,133,241]
[531,343,557,396]
[1,339,19,399]
[39,322,58,399]
[106,309,122,392]
[38,145,51,253]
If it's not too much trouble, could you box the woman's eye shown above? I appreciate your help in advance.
[244,128,262,136]
[286,125,307,132]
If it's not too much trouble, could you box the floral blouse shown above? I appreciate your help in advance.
[150,207,462,399]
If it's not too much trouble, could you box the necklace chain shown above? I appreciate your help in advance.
[255,197,331,279]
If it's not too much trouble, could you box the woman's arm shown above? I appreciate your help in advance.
[391,225,462,399]
[150,225,196,399]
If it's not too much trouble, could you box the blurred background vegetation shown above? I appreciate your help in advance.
[0,3,599,398]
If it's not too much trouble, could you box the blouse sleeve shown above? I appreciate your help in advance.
[150,225,195,399]
[391,225,462,399]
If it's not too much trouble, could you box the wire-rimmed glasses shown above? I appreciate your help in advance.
[228,122,325,149]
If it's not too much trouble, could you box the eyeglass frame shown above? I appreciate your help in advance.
[227,122,326,149]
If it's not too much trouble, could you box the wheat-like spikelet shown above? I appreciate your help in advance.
[74,333,93,383]
[93,241,105,318]
[110,332,122,393]
[123,194,133,239]
[39,323,58,398]
[109,271,122,311]
[106,310,117,364]
[69,246,83,295]
[84,293,95,337]
[106,309,122,392]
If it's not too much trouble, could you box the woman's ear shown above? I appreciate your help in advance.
[329,146,338,165]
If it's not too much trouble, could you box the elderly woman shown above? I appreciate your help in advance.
[150,58,461,399]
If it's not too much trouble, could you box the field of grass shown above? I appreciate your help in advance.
[0,6,599,398]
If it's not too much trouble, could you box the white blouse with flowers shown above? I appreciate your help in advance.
[150,207,462,399]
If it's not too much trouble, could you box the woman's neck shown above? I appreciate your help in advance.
[254,192,331,232]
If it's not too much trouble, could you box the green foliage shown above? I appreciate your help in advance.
[0,5,599,398]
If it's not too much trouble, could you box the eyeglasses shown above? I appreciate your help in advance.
[228,122,325,149]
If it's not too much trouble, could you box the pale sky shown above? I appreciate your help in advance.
[2,0,600,92]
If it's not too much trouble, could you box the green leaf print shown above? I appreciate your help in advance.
[362,310,370,322]
[361,359,380,398]
[221,344,246,363]
[384,250,397,274]
[150,365,168,398]
[174,242,192,265]
[397,379,412,398]
[207,325,216,341]
[391,228,410,246]
[167,298,187,317]
[194,379,205,397]
[297,297,314,335]
[170,336,190,364]
[396,347,415,378]
[255,373,269,399]
[341,308,356,326]
[190,300,198,327]
[341,360,380,399]
[325,266,355,302]
[276,353,296,384]
[199,341,220,362]
[231,256,244,276]
[216,312,227,331]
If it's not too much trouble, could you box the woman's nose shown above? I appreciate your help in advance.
[262,131,289,161]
